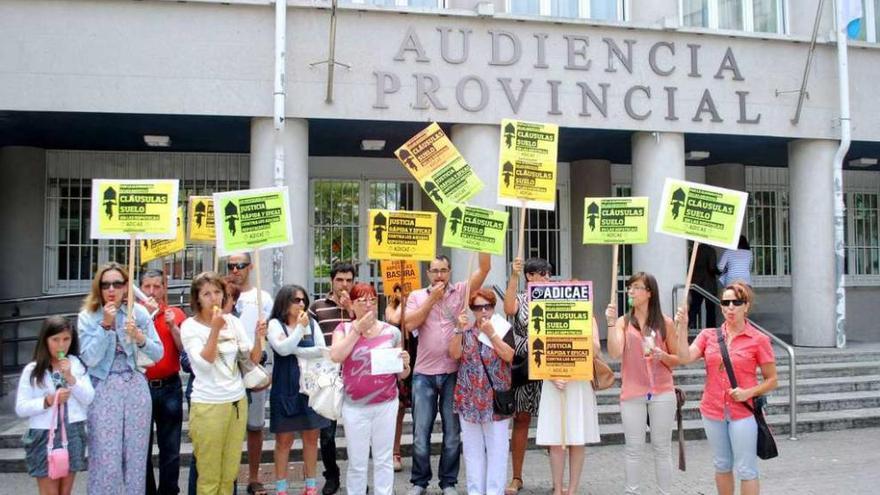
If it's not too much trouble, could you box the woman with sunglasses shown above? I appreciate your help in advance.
[329,283,410,495]
[674,282,777,495]
[502,257,551,494]
[267,284,329,495]
[77,262,163,494]
[605,272,680,495]
[449,288,515,495]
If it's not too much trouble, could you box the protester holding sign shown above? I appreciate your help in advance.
[674,282,777,495]
[181,272,266,495]
[605,272,680,495]
[502,257,551,495]
[404,253,491,495]
[535,313,601,495]
[449,288,515,495]
[329,283,410,495]
[77,262,163,495]
[267,285,330,495]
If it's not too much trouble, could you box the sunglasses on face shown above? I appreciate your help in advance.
[470,303,495,312]
[720,299,746,307]
[227,262,251,271]
[100,280,126,290]
[291,297,306,304]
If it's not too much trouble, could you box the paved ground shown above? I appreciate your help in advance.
[0,426,877,494]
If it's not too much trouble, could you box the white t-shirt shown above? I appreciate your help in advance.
[181,315,252,404]
[235,287,274,341]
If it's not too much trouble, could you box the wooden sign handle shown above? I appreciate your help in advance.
[610,244,619,309]
[683,241,700,310]
[462,252,476,313]
[253,250,263,321]
[517,202,527,260]
[127,234,137,324]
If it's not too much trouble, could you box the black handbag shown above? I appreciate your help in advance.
[510,350,529,389]
[715,328,779,460]
[478,340,515,416]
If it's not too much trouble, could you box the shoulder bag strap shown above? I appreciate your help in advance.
[476,337,499,391]
[715,327,756,414]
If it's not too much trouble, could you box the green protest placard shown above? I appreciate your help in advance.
[441,204,509,255]
[395,123,484,216]
[582,197,649,245]
[213,186,292,256]
[655,179,747,250]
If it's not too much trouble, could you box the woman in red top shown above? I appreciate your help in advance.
[605,272,679,495]
[675,282,777,495]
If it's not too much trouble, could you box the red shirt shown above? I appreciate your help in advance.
[145,305,187,380]
[693,323,775,421]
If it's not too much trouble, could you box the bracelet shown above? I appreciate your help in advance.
[489,332,498,340]
[453,329,463,335]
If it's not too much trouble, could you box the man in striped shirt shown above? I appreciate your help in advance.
[308,262,356,495]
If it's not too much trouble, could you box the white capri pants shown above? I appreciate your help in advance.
[460,417,511,495]
[340,398,398,495]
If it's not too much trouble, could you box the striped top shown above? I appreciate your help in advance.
[717,248,752,286]
[309,295,353,346]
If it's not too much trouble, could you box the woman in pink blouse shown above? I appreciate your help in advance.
[449,288,515,495]
[675,282,778,495]
[606,272,680,495]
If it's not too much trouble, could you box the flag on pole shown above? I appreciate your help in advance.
[840,0,863,39]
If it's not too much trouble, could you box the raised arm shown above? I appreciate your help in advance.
[467,252,492,296]
[503,258,522,316]
[673,306,703,364]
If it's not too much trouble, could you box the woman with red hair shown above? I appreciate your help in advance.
[329,283,410,495]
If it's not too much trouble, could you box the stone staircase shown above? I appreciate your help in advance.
[1,344,878,473]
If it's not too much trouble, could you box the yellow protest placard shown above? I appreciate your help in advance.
[497,119,559,211]
[213,187,292,256]
[582,197,649,245]
[90,179,179,239]
[394,122,484,216]
[368,210,437,261]
[188,196,215,243]
[380,260,421,297]
[655,179,748,250]
[442,204,509,256]
[527,281,594,381]
[140,207,186,263]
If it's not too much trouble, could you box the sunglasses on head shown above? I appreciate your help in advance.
[100,280,126,290]
[227,262,251,271]
[720,299,746,307]
[470,303,495,312]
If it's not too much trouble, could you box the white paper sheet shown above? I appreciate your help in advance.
[477,314,512,347]
[370,347,404,375]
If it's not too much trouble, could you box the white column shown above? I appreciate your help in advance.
[250,117,309,291]
[450,123,505,292]
[789,139,836,347]
[569,159,613,337]
[631,131,686,315]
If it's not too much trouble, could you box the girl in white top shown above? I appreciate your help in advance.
[180,272,266,495]
[16,315,95,495]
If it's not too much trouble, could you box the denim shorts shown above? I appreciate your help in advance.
[701,414,759,480]
[22,420,88,478]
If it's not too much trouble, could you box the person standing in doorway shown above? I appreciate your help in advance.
[405,253,491,495]
[227,253,274,495]
[140,269,187,495]
[689,243,720,329]
[308,262,356,495]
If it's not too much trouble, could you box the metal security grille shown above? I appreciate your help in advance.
[745,166,790,286]
[310,179,418,299]
[845,192,880,278]
[44,151,249,293]
[504,188,569,280]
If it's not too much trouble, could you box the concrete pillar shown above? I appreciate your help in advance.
[450,124,505,292]
[250,117,309,292]
[789,139,836,347]
[569,159,613,338]
[0,147,45,299]
[631,132,686,315]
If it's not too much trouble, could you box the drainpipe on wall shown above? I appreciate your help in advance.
[832,0,850,348]
[272,0,287,294]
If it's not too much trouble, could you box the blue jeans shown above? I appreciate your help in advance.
[147,375,183,495]
[702,414,759,480]
[410,372,461,489]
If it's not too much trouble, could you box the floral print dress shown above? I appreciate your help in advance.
[453,328,514,424]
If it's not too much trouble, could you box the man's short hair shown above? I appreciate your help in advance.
[432,254,451,267]
[139,268,166,286]
[330,262,357,279]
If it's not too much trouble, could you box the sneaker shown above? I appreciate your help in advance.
[406,486,426,495]
[321,478,340,495]
[441,487,459,495]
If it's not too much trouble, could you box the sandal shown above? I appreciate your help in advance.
[393,454,403,472]
[247,482,268,495]
[505,477,523,495]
